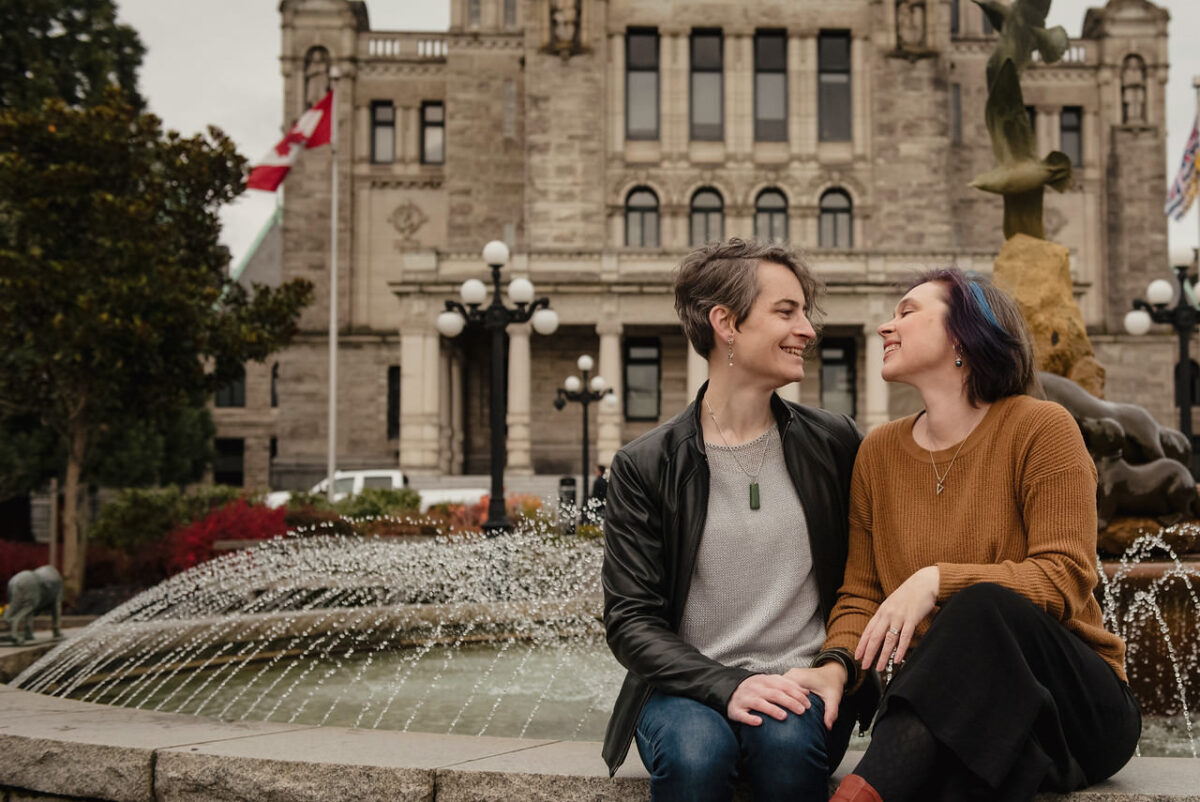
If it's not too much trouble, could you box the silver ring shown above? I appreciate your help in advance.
[887,627,901,637]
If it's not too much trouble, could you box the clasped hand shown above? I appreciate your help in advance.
[856,565,939,672]
[726,662,847,731]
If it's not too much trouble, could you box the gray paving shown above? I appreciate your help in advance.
[0,686,1196,801]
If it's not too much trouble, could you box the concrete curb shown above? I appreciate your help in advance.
[1,686,1197,801]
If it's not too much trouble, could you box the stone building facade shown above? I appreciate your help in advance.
[213,0,1175,490]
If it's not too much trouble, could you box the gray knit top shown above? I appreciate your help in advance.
[678,426,825,675]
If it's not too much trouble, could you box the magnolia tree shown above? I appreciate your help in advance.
[0,92,313,598]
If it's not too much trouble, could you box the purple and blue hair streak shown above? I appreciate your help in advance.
[905,268,1038,404]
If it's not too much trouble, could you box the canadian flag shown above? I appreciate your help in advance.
[247,90,333,192]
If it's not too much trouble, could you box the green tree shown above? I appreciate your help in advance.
[0,91,313,597]
[0,0,145,112]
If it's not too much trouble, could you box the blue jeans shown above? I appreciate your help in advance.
[635,690,851,802]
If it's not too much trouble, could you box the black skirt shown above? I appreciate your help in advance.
[874,582,1141,802]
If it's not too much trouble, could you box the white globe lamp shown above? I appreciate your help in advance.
[482,240,510,267]
[508,277,534,304]
[531,307,559,335]
[1123,309,1152,337]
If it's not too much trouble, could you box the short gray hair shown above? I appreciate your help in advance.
[673,238,823,358]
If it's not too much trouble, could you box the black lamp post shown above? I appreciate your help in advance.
[1124,247,1200,478]
[553,354,616,503]
[436,241,559,534]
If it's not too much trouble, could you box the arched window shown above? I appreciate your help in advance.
[303,47,330,108]
[754,189,788,243]
[689,188,724,246]
[819,189,853,249]
[1121,54,1147,125]
[625,188,659,248]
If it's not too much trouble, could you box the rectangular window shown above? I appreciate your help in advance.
[951,83,962,144]
[690,30,723,141]
[421,101,444,164]
[1025,105,1037,134]
[387,365,400,440]
[950,0,959,35]
[371,101,395,164]
[215,367,245,408]
[467,0,481,27]
[504,0,517,28]
[819,339,857,419]
[626,29,659,140]
[754,31,787,142]
[818,31,851,142]
[1061,106,1082,166]
[623,338,661,421]
[214,438,245,487]
[982,8,994,34]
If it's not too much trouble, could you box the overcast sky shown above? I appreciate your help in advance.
[115,0,1200,271]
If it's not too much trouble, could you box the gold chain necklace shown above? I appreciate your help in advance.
[704,398,772,510]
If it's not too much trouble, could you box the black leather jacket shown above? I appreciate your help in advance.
[601,382,880,774]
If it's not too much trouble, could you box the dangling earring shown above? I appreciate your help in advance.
[727,337,734,367]
[954,347,963,368]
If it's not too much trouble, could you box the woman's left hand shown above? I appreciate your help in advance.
[856,565,940,671]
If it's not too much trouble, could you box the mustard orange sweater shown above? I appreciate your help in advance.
[822,394,1127,682]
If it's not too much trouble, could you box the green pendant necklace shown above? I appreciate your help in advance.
[704,398,773,510]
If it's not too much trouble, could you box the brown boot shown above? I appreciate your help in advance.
[829,773,884,802]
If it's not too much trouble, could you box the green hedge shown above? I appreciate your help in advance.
[90,485,244,551]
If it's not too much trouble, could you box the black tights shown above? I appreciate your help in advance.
[854,704,939,802]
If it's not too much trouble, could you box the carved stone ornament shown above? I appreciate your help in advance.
[389,200,429,249]
[896,0,927,51]
[548,0,584,58]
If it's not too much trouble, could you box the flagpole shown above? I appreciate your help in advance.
[327,69,340,502]
[1194,76,1200,256]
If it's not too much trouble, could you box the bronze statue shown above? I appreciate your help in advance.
[1041,372,1190,465]
[1080,418,1200,531]
[969,0,1073,239]
[1041,372,1199,531]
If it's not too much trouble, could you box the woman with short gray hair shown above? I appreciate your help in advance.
[602,238,879,800]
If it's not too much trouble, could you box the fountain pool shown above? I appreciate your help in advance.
[11,524,1198,758]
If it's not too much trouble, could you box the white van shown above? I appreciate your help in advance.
[264,469,486,513]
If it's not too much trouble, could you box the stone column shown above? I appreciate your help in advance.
[597,320,624,466]
[609,33,625,157]
[1044,107,1061,152]
[401,106,419,164]
[665,31,688,157]
[687,344,709,398]
[507,323,533,475]
[852,33,869,159]
[728,32,753,158]
[398,304,442,474]
[794,35,817,158]
[1083,107,1099,169]
[438,344,454,474]
[863,317,889,431]
[449,349,464,474]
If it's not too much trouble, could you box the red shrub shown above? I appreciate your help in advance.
[0,541,49,586]
[166,499,288,575]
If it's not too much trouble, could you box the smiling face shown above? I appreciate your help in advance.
[729,260,816,387]
[878,280,958,386]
